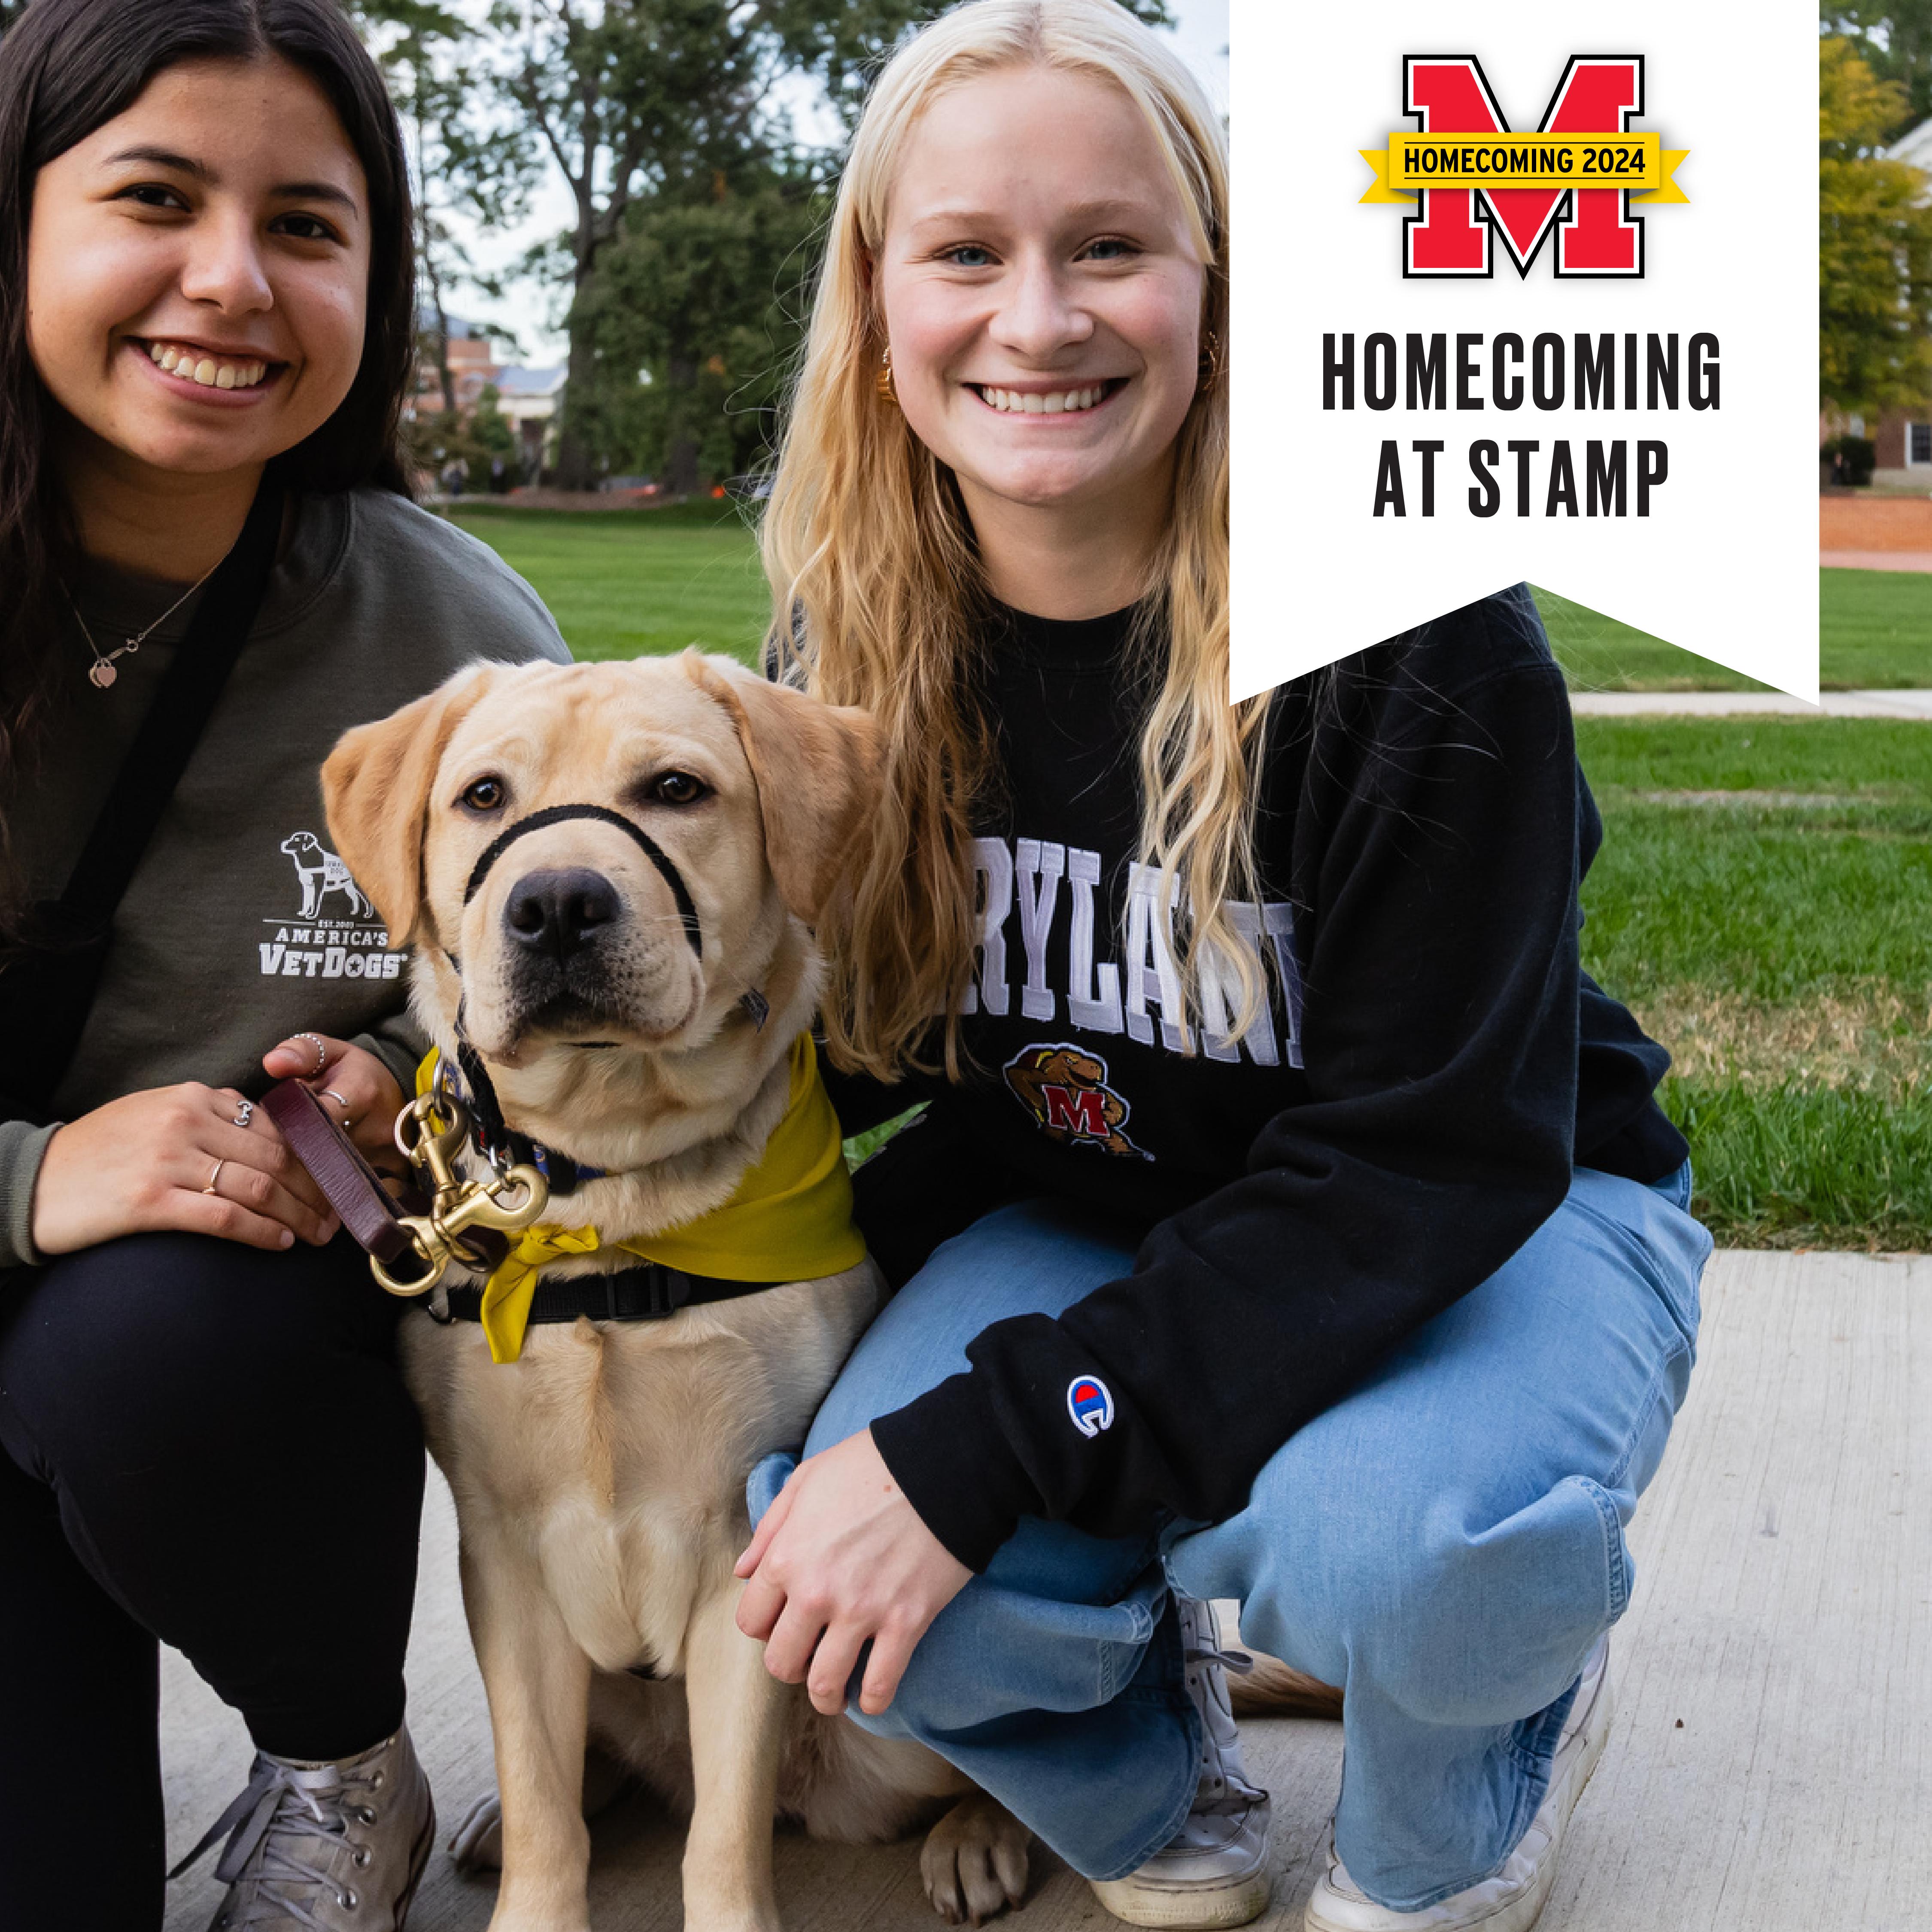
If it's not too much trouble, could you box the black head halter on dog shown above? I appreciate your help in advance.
[463,802,703,957]
[445,802,765,1190]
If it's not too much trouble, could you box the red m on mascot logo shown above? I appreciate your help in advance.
[1405,56,1646,278]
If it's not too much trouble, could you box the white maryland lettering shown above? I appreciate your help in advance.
[1015,838,1065,1022]
[1066,846,1124,1034]
[961,838,1014,1016]
[971,833,1301,1068]
[1124,863,1189,1052]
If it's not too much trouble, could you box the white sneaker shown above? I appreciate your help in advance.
[1090,1598,1273,1929]
[1304,1637,1612,1932]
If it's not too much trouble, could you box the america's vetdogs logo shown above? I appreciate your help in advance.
[1003,1044,1150,1160]
[1361,57,1690,279]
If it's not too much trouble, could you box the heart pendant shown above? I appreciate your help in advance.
[88,660,117,689]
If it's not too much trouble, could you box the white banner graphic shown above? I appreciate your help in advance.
[1230,3,1820,701]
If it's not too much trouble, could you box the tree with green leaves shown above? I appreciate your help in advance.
[483,0,1173,488]
[579,157,825,489]
[350,0,537,425]
[1823,3,1932,139]
[1821,34,1932,413]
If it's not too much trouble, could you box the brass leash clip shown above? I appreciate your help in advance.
[371,1088,550,1297]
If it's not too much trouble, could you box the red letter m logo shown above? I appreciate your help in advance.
[1404,56,1645,279]
[1042,1084,1109,1137]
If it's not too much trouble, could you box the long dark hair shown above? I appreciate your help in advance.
[0,0,416,935]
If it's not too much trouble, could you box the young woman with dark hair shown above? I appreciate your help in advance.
[0,3,566,1925]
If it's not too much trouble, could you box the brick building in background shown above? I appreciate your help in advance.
[404,314,565,480]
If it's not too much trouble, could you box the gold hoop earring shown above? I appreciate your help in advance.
[1197,330,1223,395]
[877,347,899,406]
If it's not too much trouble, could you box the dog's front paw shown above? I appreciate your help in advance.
[449,1790,504,1873]
[920,1793,1030,1926]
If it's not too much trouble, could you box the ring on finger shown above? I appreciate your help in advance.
[321,1088,358,1131]
[295,1031,328,1078]
[203,1159,225,1195]
[231,1100,255,1129]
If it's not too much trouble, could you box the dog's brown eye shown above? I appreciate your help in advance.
[651,772,707,805]
[461,777,507,812]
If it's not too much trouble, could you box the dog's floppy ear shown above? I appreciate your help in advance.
[321,663,501,947]
[687,656,883,926]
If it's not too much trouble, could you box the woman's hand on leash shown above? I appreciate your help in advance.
[735,1428,971,1719]
[30,1083,341,1257]
[261,1033,405,1168]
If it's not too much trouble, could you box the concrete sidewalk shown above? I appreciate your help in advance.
[1572,689,1932,718]
[159,1249,1931,1931]
[1822,550,1932,573]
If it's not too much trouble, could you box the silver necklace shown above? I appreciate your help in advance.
[64,564,218,690]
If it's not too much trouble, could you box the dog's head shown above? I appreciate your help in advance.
[320,654,879,1067]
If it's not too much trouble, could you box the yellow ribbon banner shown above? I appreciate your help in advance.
[1360,135,1689,205]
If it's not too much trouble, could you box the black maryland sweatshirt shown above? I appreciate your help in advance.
[834,583,1687,1574]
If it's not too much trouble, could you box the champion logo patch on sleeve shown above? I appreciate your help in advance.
[1066,1375,1115,1437]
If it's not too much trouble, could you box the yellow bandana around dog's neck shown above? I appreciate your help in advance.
[416,1034,864,1364]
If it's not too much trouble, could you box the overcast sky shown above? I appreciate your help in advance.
[459,0,1230,362]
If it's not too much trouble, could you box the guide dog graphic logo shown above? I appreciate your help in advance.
[1360,56,1689,279]
[1067,1376,1115,1438]
[1003,1044,1149,1160]
[280,831,373,920]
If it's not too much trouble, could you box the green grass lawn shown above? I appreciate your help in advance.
[1535,570,1932,692]
[1577,718,1932,1249]
[1816,568,1932,687]
[450,502,771,665]
[450,507,1931,692]
[443,507,1932,1248]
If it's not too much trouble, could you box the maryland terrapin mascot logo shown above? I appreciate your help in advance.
[1003,1044,1149,1160]
[1361,57,1689,279]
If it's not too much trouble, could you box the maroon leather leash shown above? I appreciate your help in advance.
[261,1079,419,1268]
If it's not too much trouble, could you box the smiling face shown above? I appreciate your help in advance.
[24,54,371,488]
[875,64,1208,532]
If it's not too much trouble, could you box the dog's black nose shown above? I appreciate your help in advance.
[504,869,620,961]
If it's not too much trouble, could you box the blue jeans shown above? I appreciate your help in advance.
[750,1163,1710,1912]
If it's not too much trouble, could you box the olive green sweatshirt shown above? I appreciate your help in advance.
[0,486,570,1267]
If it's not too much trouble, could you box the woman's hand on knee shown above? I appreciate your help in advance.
[261,1033,406,1170]
[735,1428,971,1719]
[29,1083,341,1257]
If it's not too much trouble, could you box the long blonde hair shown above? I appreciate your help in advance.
[763,0,1267,1080]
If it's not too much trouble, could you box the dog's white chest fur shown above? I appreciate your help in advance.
[401,1265,880,1678]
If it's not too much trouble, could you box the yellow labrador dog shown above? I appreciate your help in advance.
[321,655,1029,1932]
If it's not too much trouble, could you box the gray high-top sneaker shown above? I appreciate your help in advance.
[1090,1597,1273,1929]
[173,1725,434,1931]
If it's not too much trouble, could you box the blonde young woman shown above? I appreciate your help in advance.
[734,4,1711,1929]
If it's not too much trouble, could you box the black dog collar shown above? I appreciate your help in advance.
[439,1261,782,1327]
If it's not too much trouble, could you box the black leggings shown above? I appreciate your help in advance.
[0,1231,425,1930]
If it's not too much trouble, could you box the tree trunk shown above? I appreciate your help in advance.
[412,94,458,417]
[553,316,600,492]
[665,357,700,496]
[666,435,701,497]
[428,275,457,417]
